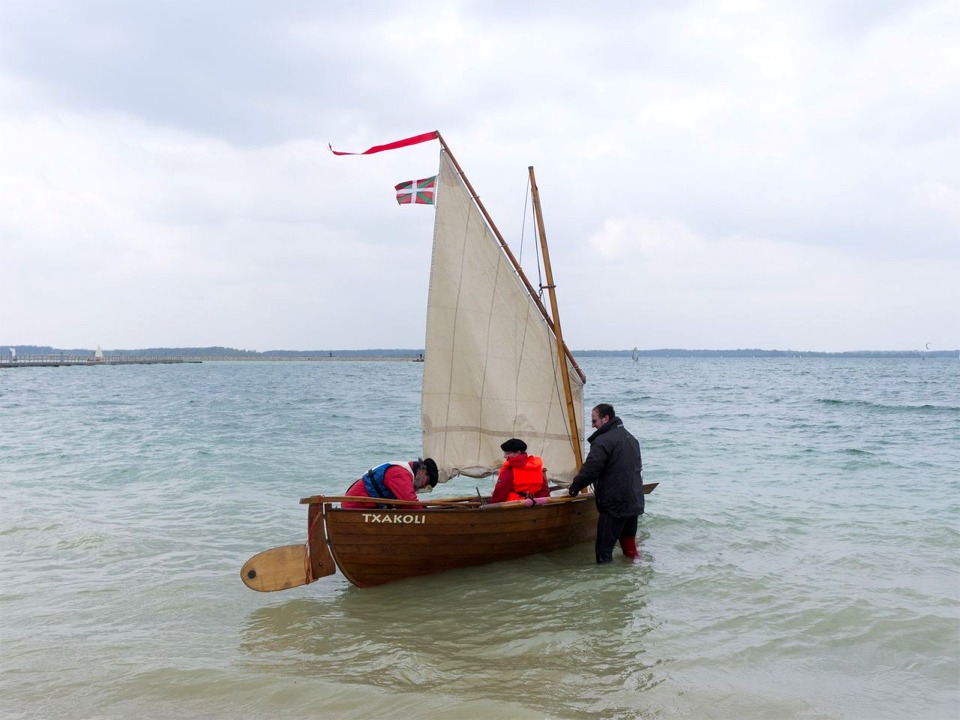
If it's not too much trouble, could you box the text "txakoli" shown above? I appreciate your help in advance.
[361,513,426,524]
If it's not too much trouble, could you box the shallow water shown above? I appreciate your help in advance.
[1,357,958,719]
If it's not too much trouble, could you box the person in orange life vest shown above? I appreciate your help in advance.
[342,458,439,509]
[490,438,550,503]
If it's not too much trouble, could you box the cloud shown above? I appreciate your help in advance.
[567,213,959,351]
[1,0,957,350]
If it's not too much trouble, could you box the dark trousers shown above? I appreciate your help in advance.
[595,513,639,563]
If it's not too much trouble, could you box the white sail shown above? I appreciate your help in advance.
[422,151,584,483]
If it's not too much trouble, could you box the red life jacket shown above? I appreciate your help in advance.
[503,455,545,501]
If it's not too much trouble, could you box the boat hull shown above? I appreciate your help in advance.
[321,497,599,588]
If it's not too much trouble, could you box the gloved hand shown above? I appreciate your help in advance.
[568,486,580,497]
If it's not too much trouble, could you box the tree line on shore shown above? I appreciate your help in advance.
[5,345,957,359]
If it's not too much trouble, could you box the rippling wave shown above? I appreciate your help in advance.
[2,358,958,719]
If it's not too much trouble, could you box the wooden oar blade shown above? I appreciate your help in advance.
[241,544,312,592]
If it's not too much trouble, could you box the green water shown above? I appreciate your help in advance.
[1,358,958,719]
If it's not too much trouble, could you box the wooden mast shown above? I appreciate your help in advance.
[528,166,584,470]
[435,132,585,384]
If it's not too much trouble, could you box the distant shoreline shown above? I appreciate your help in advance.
[3,345,958,361]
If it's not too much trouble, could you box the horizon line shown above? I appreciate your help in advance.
[4,344,958,355]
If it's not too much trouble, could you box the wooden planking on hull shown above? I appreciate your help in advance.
[323,499,599,587]
[328,510,596,544]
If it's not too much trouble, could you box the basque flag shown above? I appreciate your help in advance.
[395,176,437,205]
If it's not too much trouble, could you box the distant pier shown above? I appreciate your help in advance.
[0,355,201,368]
[196,355,423,362]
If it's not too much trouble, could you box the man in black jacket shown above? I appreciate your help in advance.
[568,403,645,563]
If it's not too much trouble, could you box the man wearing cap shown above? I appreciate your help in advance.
[568,403,644,563]
[490,438,550,503]
[342,458,438,509]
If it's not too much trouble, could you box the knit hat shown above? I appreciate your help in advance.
[422,457,439,487]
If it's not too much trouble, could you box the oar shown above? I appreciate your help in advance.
[547,482,658,495]
[482,493,599,509]
[427,493,490,503]
[298,494,481,508]
[301,493,599,510]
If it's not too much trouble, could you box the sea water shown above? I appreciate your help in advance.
[1,357,957,720]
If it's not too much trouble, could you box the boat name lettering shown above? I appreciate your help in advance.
[361,513,426,525]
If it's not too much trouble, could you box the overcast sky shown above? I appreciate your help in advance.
[1,0,957,352]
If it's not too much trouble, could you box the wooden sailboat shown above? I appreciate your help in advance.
[241,133,656,591]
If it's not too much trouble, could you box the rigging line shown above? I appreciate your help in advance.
[519,176,529,265]
[524,178,545,300]
[513,178,564,465]
[519,177,546,301]
[534,199,544,300]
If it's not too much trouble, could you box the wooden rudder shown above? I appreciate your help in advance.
[240,544,311,592]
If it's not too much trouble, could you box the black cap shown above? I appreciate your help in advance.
[422,457,439,487]
[500,438,527,453]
